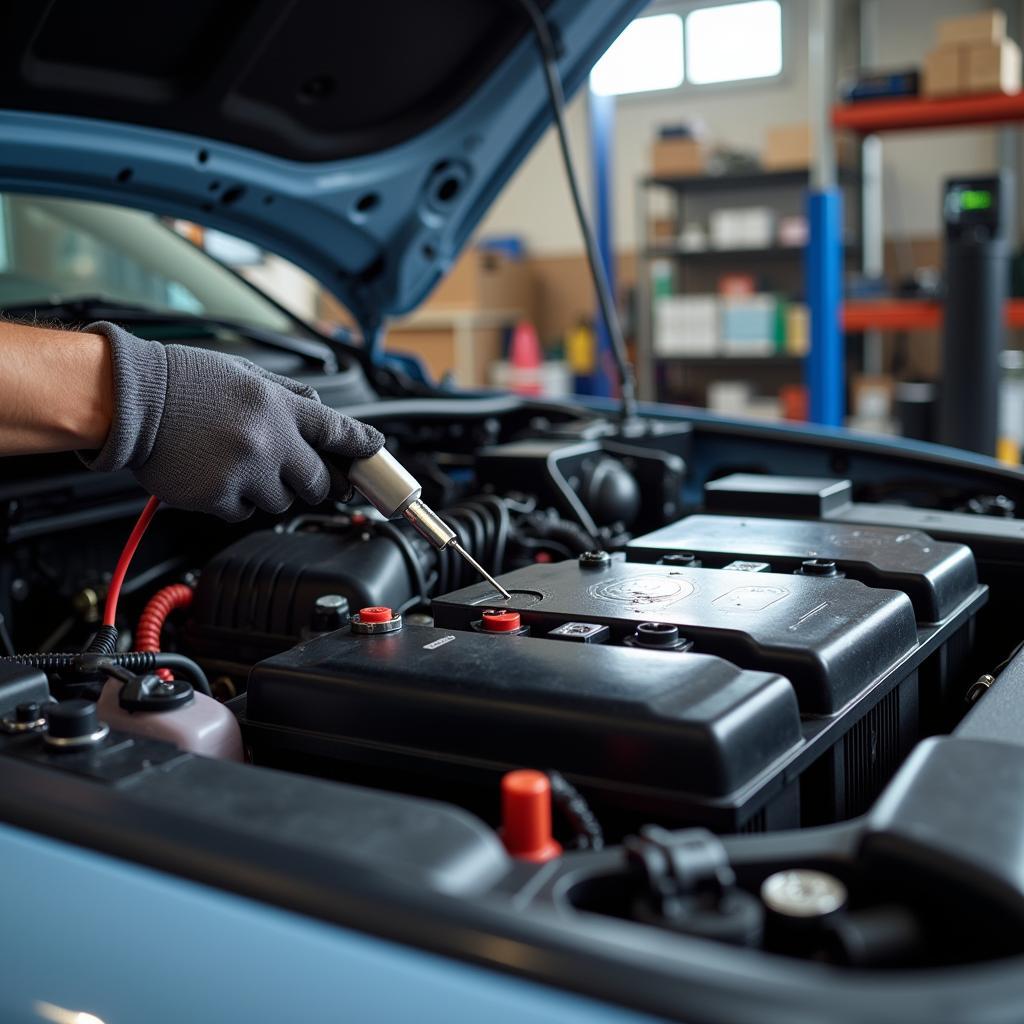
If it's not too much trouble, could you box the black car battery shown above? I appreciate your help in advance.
[431,559,935,823]
[245,623,804,836]
[626,515,987,732]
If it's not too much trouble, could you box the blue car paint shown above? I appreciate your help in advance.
[0,0,645,354]
[0,822,665,1024]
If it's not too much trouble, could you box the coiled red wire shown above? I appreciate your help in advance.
[136,583,194,681]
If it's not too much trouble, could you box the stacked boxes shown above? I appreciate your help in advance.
[922,9,1022,97]
[653,293,802,359]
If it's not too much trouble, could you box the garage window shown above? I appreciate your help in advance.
[686,1,783,85]
[590,14,685,96]
[591,0,783,96]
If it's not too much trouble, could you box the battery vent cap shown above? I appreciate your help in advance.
[481,609,522,633]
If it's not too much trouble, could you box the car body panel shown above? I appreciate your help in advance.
[0,821,663,1024]
[0,0,644,345]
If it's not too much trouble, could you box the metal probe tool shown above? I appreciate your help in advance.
[348,449,512,601]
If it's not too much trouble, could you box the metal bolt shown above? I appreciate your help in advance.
[578,550,611,568]
[72,587,101,623]
[312,593,350,632]
[761,869,848,919]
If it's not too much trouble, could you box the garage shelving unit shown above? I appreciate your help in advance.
[813,83,1024,424]
[634,167,861,408]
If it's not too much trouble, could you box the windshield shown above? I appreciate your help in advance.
[0,192,300,334]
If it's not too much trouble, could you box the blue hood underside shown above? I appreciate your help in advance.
[0,0,645,348]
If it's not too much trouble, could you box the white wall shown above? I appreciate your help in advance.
[479,0,1007,255]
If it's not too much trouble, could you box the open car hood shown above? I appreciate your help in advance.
[0,0,642,344]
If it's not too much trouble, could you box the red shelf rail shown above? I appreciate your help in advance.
[843,299,1024,331]
[833,91,1024,134]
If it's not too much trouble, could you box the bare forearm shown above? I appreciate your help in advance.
[0,322,113,454]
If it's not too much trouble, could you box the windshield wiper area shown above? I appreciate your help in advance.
[2,295,338,375]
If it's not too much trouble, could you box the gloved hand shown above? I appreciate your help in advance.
[79,321,384,521]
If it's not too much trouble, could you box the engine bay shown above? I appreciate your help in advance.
[5,400,1024,1021]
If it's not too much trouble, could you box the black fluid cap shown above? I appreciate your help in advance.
[798,558,839,577]
[119,674,193,712]
[659,552,702,568]
[578,550,611,568]
[312,593,350,631]
[47,699,100,740]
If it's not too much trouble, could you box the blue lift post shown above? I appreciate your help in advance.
[588,86,616,399]
[806,0,844,427]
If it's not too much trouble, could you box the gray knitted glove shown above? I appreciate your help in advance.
[79,321,384,521]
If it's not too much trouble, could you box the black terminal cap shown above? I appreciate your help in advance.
[15,702,43,723]
[624,622,694,652]
[47,699,100,740]
[797,558,840,578]
[312,593,351,632]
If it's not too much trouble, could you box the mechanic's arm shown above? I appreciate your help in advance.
[0,321,114,453]
[0,320,384,521]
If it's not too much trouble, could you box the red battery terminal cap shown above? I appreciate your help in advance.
[358,606,394,623]
[481,609,521,632]
[500,769,562,862]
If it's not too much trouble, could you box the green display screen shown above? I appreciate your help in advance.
[959,189,993,212]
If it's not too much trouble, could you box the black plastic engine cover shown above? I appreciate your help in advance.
[186,525,430,672]
[432,560,920,716]
[626,515,979,623]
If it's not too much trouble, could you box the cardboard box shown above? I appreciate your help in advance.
[966,38,1022,95]
[852,375,894,420]
[937,9,1006,48]
[654,295,719,357]
[384,326,504,388]
[720,295,778,356]
[651,137,706,177]
[427,247,533,312]
[709,207,775,250]
[762,123,812,171]
[762,123,855,172]
[922,46,965,97]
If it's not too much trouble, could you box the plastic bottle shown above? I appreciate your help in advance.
[96,678,244,761]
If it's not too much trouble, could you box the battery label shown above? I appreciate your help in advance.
[423,635,456,650]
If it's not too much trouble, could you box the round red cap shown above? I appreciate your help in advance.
[358,606,393,623]
[481,609,521,633]
[500,769,562,862]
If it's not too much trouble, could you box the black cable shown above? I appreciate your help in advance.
[548,770,604,851]
[1,650,211,697]
[514,0,638,423]
[149,654,212,696]
[377,521,431,608]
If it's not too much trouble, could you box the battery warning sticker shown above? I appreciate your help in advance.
[423,635,456,650]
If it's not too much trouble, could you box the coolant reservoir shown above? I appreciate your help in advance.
[97,677,243,761]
